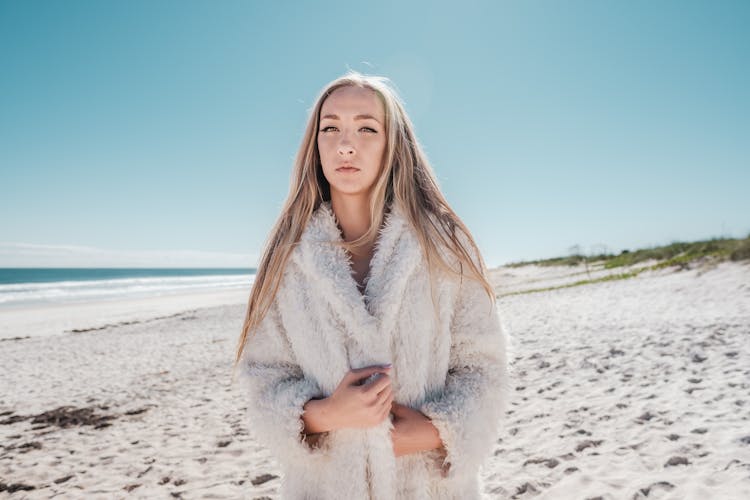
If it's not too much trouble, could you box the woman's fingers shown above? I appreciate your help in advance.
[381,391,395,418]
[361,372,391,393]
[328,365,397,429]
[348,365,390,386]
[376,385,392,407]
[381,402,392,422]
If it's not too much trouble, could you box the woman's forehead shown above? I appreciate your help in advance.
[321,86,384,120]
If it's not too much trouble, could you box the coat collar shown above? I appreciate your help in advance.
[291,200,424,350]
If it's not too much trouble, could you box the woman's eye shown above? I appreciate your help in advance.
[319,126,377,133]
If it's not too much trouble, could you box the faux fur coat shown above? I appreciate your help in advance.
[237,200,511,500]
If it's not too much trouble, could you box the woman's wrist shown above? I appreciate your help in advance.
[302,396,337,434]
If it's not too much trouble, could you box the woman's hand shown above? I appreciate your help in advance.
[389,401,445,458]
[323,365,394,430]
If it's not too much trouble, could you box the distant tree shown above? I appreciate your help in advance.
[568,244,582,258]
[568,244,591,278]
[591,243,610,258]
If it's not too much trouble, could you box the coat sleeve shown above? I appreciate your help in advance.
[236,297,332,463]
[418,248,511,481]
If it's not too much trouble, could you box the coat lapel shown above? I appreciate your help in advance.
[291,201,424,365]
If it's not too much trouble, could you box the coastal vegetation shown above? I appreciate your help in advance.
[499,234,749,297]
[506,234,750,269]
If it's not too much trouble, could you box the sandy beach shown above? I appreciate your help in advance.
[1,259,749,499]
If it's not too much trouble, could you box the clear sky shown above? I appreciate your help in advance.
[1,0,748,268]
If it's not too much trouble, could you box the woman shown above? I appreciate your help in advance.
[233,71,511,499]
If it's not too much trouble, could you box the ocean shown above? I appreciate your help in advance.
[0,268,255,309]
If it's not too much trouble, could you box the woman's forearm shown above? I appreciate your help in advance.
[415,418,445,453]
[393,417,446,457]
[303,399,446,456]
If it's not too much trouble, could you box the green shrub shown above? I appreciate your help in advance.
[730,239,750,261]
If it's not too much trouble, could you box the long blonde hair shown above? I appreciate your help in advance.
[233,70,494,372]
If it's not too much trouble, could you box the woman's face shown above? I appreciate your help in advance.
[317,85,387,201]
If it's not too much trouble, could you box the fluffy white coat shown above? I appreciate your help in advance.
[237,201,511,499]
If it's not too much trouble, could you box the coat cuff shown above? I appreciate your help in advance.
[418,368,507,481]
[239,365,332,462]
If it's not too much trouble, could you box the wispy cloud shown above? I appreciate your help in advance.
[0,242,257,268]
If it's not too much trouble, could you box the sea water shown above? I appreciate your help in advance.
[0,268,255,309]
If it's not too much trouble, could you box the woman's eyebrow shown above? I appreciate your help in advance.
[320,113,381,125]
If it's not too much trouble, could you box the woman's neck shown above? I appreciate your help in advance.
[330,195,371,244]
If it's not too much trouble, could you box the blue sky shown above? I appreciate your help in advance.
[1,0,748,268]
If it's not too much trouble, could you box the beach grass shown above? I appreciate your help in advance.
[499,234,749,297]
[505,234,750,269]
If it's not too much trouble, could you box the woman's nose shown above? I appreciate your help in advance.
[337,141,354,156]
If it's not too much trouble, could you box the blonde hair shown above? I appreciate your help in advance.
[232,70,494,374]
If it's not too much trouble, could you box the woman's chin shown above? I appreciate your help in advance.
[329,185,372,198]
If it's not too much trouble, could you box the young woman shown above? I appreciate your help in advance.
[233,71,511,499]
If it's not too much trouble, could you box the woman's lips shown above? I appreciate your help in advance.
[337,167,359,172]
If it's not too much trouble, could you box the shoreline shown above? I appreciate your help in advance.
[0,287,250,340]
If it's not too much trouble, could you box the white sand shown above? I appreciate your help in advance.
[487,259,750,499]
[1,260,748,498]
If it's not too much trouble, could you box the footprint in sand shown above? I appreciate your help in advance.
[665,456,690,467]
[250,473,278,486]
[636,481,675,497]
[522,457,559,468]
[575,440,603,452]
